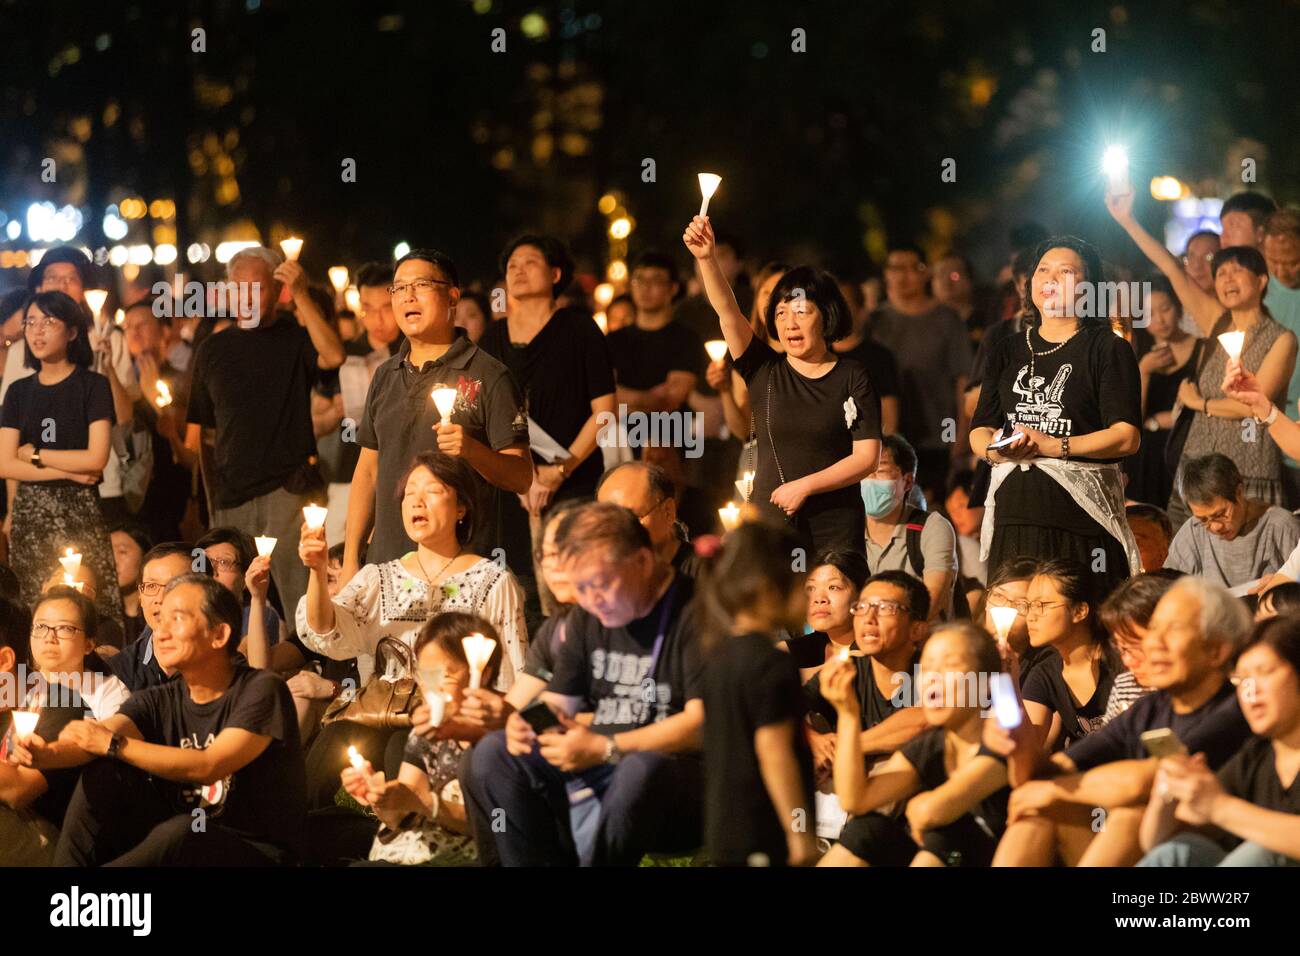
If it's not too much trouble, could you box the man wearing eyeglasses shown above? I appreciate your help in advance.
[342,249,531,588]
[1165,453,1299,590]
[106,543,212,692]
[596,461,700,578]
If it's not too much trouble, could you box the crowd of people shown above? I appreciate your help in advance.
[2,180,1300,868]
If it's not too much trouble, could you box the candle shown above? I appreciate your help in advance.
[346,745,365,771]
[989,605,1019,648]
[462,633,497,690]
[302,504,328,531]
[114,308,125,327]
[697,173,722,217]
[280,237,303,262]
[328,266,349,293]
[431,386,458,424]
[154,380,173,408]
[735,471,755,503]
[84,289,108,316]
[837,645,852,663]
[718,501,741,532]
[254,536,277,558]
[10,709,39,741]
[59,547,82,577]
[593,311,608,334]
[1218,330,1245,360]
[417,666,448,728]
[704,339,728,363]
[344,287,361,314]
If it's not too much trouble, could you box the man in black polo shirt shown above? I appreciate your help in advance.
[107,543,211,692]
[342,249,531,585]
[185,247,344,619]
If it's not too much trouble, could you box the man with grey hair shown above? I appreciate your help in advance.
[987,575,1253,867]
[184,247,344,619]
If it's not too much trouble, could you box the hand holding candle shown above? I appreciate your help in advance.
[347,745,366,771]
[697,173,722,217]
[84,289,108,317]
[154,380,173,408]
[989,605,1019,651]
[303,503,328,531]
[462,633,497,690]
[280,237,303,262]
[255,535,277,558]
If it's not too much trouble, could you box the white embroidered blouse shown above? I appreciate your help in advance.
[295,557,528,690]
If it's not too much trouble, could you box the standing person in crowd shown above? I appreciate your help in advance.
[1127,503,1173,573]
[1126,276,1199,507]
[0,291,122,625]
[988,577,1253,866]
[698,520,818,867]
[454,291,492,344]
[1098,572,1178,722]
[1181,231,1222,297]
[184,246,344,620]
[786,549,870,681]
[478,235,616,615]
[465,502,704,866]
[1164,454,1300,588]
[1260,210,1300,506]
[683,216,880,555]
[1220,191,1278,250]
[17,574,308,866]
[110,521,151,645]
[1108,190,1296,524]
[342,249,530,588]
[708,260,790,442]
[596,461,699,577]
[299,452,526,810]
[1139,614,1300,866]
[818,622,1010,867]
[969,236,1143,597]
[870,243,972,499]
[862,433,957,620]
[1018,559,1120,750]
[832,275,901,436]
[933,254,991,340]
[981,557,1049,685]
[944,469,986,611]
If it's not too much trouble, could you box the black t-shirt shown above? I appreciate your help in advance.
[0,366,114,490]
[1216,735,1300,813]
[318,336,401,483]
[606,322,706,403]
[186,317,320,508]
[805,650,920,730]
[1020,648,1117,747]
[703,631,815,866]
[479,308,616,495]
[522,611,573,682]
[1066,679,1251,772]
[118,665,307,857]
[900,726,1010,836]
[29,703,86,826]
[786,631,832,670]
[837,337,900,399]
[357,332,528,563]
[733,337,881,528]
[548,574,703,735]
[972,323,1141,533]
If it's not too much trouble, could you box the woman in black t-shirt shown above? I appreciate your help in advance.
[684,217,881,556]
[1020,559,1121,751]
[0,292,120,623]
[970,237,1142,598]
[1139,616,1300,866]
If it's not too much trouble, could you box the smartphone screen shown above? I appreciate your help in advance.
[990,672,1022,729]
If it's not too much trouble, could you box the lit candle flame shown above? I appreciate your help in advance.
[837,645,852,662]
[735,470,755,503]
[328,266,349,293]
[254,536,277,558]
[431,386,458,424]
[462,633,497,690]
[280,237,303,262]
[347,745,365,771]
[114,308,125,327]
[154,380,173,408]
[718,501,741,532]
[704,339,728,363]
[302,504,328,531]
[59,547,82,577]
[698,173,722,217]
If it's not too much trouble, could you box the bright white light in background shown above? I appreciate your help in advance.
[6,220,21,240]
[215,240,259,264]
[127,244,153,265]
[1149,176,1188,201]
[26,202,54,241]
[1101,145,1129,190]
[102,205,128,240]
[393,242,411,260]
[108,245,129,266]
[153,244,178,266]
[594,282,615,307]
[608,217,632,240]
[26,202,83,242]
[186,243,211,264]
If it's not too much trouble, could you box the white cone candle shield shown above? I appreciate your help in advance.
[431,387,458,423]
[280,237,303,262]
[1218,330,1245,360]
[11,710,39,741]
[114,308,125,327]
[254,536,277,558]
[704,339,728,363]
[59,547,82,577]
[989,605,1018,646]
[735,471,755,503]
[718,501,741,532]
[84,289,108,316]
[417,666,447,727]
[328,266,349,293]
[462,633,496,690]
[698,173,722,216]
[347,745,365,770]
[303,504,328,530]
[345,288,361,313]
[593,311,608,334]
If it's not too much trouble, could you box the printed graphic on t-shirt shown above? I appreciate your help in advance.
[589,648,672,727]
[1011,363,1074,436]
[177,731,232,816]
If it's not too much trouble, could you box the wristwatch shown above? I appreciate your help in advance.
[1255,404,1280,426]
[602,736,622,765]
[106,732,126,760]
[30,449,43,469]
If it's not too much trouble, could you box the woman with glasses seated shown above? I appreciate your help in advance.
[1019,559,1123,751]
[0,292,122,626]
[979,557,1047,687]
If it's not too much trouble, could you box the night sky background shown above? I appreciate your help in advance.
[2,0,1298,286]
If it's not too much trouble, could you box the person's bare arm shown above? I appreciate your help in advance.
[612,698,703,755]
[35,419,112,474]
[684,217,754,359]
[1205,331,1297,420]
[910,755,1008,830]
[312,392,344,438]
[458,439,532,495]
[0,761,48,810]
[798,439,881,496]
[754,719,818,858]
[922,570,955,622]
[880,394,900,436]
[1038,757,1158,809]
[836,746,919,816]
[1206,795,1300,859]
[0,427,94,483]
[342,446,378,584]
[858,706,930,754]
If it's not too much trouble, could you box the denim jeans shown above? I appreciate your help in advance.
[1138,831,1300,867]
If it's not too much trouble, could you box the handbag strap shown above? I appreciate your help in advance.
[765,374,786,486]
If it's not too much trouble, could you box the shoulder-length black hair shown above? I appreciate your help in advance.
[1021,236,1106,328]
[23,290,94,370]
[764,265,853,344]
